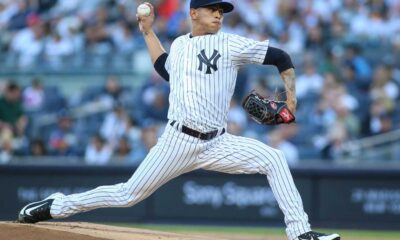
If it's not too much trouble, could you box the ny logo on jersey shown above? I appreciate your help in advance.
[197,49,221,74]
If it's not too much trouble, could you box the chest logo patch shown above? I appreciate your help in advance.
[197,49,221,74]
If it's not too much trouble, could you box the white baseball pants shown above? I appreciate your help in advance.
[50,122,311,240]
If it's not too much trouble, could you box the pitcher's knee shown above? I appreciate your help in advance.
[265,149,288,168]
[275,149,288,162]
[120,184,152,207]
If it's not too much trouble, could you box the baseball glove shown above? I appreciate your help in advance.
[242,91,295,125]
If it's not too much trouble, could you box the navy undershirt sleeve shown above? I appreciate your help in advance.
[154,53,170,82]
[263,47,294,73]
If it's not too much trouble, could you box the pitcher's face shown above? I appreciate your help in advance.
[191,5,224,34]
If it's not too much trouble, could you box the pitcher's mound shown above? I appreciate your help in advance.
[0,222,224,240]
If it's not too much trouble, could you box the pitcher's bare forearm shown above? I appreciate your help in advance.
[262,47,296,112]
[143,30,166,64]
[281,68,297,113]
[281,68,296,96]
[137,3,165,64]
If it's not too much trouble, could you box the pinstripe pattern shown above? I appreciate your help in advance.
[49,31,311,240]
[197,133,311,239]
[167,32,269,133]
[51,125,310,239]
[51,124,203,217]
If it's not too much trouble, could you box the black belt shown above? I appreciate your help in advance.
[170,121,225,140]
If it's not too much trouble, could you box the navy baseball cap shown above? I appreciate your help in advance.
[190,0,234,13]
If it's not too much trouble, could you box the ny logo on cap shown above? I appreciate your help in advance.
[197,49,221,74]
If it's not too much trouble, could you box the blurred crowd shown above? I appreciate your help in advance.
[0,0,400,164]
[0,0,399,69]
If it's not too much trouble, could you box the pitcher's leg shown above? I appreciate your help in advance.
[199,134,311,240]
[264,148,311,239]
[51,128,199,219]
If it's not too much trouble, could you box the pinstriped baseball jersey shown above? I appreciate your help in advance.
[166,32,269,132]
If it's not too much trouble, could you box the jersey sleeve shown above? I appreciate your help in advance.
[165,37,180,73]
[165,53,171,73]
[228,34,270,66]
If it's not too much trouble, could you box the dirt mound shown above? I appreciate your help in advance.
[0,221,373,240]
[0,222,223,240]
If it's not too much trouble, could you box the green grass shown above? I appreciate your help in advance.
[327,229,400,238]
[113,223,400,239]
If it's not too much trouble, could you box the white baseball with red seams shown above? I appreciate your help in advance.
[137,3,151,16]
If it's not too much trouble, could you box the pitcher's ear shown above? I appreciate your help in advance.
[190,8,198,19]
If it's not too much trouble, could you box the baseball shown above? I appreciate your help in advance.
[137,3,151,16]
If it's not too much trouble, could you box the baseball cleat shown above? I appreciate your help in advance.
[297,231,340,240]
[17,193,63,223]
